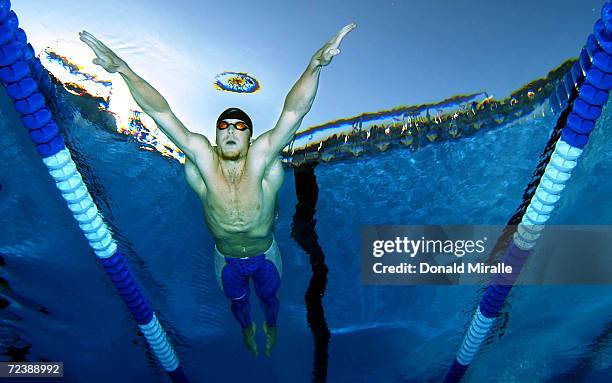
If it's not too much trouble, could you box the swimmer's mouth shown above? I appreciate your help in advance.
[226,140,236,145]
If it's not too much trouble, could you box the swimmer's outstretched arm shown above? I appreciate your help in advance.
[78,31,213,163]
[251,23,356,161]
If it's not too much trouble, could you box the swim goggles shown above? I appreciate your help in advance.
[217,120,250,131]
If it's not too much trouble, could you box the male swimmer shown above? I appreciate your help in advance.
[79,23,356,357]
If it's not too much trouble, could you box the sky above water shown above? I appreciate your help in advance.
[13,0,607,139]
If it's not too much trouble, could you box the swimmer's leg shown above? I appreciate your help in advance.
[262,321,277,358]
[253,259,281,356]
[242,322,257,358]
[221,262,258,357]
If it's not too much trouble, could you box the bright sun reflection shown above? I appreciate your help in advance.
[39,39,185,163]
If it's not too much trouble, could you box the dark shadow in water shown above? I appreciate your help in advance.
[0,253,37,363]
[290,165,330,383]
[0,81,52,363]
[543,321,612,383]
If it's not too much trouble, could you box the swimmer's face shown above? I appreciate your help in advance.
[216,118,251,160]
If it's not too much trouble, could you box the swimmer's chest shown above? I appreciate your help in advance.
[184,157,284,209]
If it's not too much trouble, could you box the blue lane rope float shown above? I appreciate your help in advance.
[0,1,189,381]
[444,2,612,382]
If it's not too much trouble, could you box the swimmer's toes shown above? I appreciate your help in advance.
[247,342,258,357]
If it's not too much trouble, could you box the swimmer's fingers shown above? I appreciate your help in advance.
[79,31,126,72]
[327,22,356,50]
[82,32,118,61]
[91,57,120,72]
[313,23,356,66]
[79,31,106,59]
[80,31,107,53]
[86,32,119,61]
[92,58,107,67]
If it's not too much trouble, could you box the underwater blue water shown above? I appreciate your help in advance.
[0,83,611,383]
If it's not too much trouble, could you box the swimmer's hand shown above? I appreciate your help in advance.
[311,22,356,67]
[79,31,128,74]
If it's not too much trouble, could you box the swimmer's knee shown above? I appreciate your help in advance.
[254,277,280,299]
[223,279,250,301]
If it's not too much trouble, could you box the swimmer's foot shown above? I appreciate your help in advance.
[262,322,277,357]
[242,323,258,357]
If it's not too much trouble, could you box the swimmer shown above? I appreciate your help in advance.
[80,23,356,357]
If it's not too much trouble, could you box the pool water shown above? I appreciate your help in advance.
[0,79,611,382]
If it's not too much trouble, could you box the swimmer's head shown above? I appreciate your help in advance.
[216,107,252,160]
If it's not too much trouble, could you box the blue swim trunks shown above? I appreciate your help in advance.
[214,239,282,329]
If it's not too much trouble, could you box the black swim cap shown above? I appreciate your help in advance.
[217,107,252,133]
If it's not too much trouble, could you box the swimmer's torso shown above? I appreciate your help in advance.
[184,148,283,257]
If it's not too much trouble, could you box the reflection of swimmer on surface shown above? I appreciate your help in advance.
[79,23,356,357]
